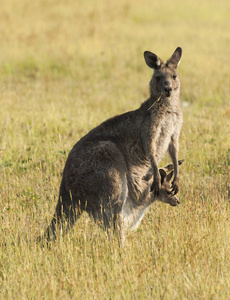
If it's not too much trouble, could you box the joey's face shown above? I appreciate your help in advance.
[154,165,184,206]
[158,181,180,206]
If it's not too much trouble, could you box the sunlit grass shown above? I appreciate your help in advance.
[0,0,230,298]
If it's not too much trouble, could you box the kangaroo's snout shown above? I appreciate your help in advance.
[169,197,180,206]
[164,86,172,97]
[163,81,172,97]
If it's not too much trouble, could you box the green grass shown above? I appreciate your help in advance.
[1,0,230,298]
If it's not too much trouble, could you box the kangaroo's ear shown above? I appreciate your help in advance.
[144,51,162,70]
[167,47,182,69]
[166,171,174,182]
[159,169,167,185]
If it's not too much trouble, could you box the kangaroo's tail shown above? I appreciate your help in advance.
[37,180,82,244]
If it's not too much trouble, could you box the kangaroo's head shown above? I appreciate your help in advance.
[144,47,182,98]
[157,159,184,206]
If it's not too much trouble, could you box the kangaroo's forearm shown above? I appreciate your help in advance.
[168,139,179,180]
[150,156,160,180]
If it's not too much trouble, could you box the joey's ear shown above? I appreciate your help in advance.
[167,47,182,69]
[162,163,174,173]
[166,171,174,183]
[178,159,184,166]
[144,51,162,69]
[162,159,184,172]
[159,169,167,185]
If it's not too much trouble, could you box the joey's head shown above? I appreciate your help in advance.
[144,47,182,98]
[156,159,184,206]
[157,169,179,206]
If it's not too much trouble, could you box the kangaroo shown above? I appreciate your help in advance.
[42,47,183,242]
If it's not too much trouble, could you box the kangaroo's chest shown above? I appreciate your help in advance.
[154,113,180,161]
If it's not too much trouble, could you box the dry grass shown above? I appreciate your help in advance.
[0,0,230,299]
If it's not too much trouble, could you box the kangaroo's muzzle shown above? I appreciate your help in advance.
[163,80,172,97]
[164,86,172,97]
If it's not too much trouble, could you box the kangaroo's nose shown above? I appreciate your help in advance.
[164,86,172,93]
[164,86,172,97]
[164,81,172,93]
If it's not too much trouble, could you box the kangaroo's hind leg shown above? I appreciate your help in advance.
[105,175,128,242]
[85,167,128,242]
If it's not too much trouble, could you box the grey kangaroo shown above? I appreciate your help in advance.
[42,47,183,242]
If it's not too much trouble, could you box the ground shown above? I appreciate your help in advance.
[0,0,230,298]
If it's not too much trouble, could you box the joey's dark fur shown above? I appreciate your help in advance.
[42,47,183,242]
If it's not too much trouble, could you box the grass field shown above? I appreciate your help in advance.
[1,0,230,298]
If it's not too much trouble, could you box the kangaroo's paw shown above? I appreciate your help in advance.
[151,179,161,197]
[171,179,179,195]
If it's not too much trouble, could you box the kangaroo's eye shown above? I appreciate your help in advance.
[173,75,177,80]
[155,76,161,82]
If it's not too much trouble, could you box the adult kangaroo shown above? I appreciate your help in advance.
[42,47,183,242]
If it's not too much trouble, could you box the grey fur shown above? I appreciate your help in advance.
[42,47,183,242]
